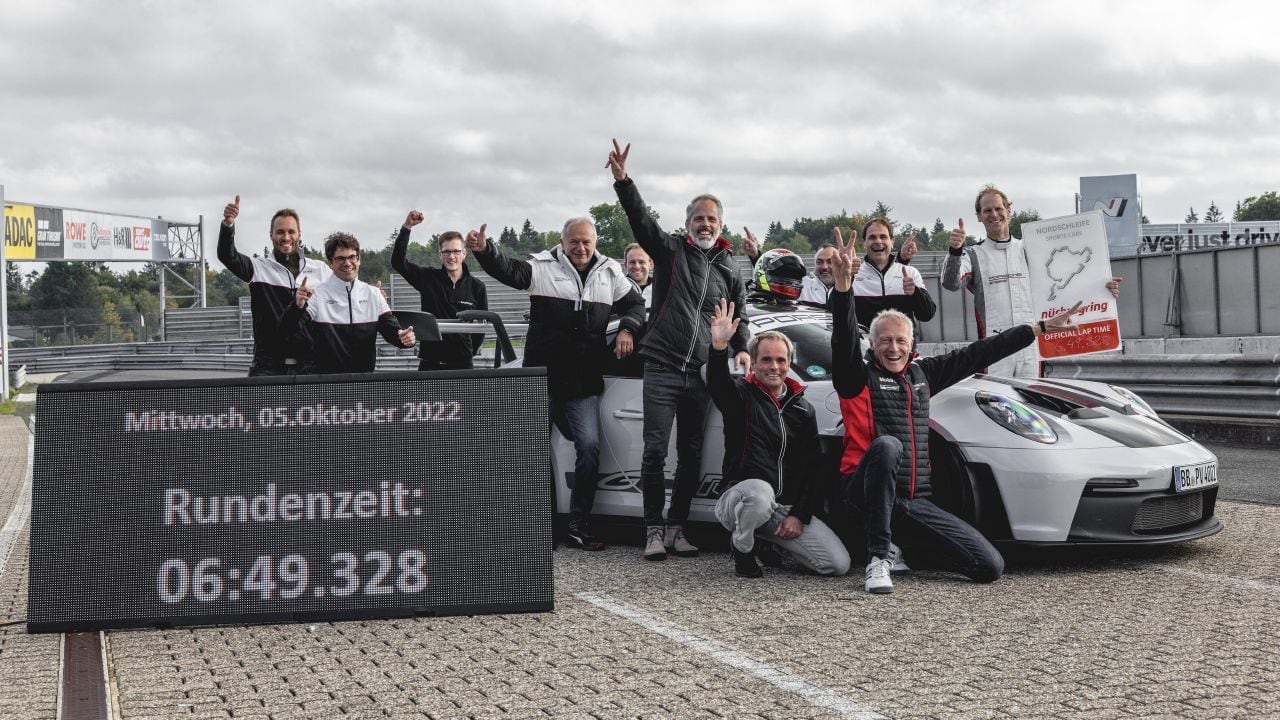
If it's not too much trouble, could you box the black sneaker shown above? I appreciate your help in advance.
[733,549,763,578]
[566,522,605,551]
[756,543,784,569]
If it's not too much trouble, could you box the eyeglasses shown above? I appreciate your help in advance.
[439,249,464,255]
[332,254,360,264]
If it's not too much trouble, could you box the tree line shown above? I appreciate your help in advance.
[6,191,1279,346]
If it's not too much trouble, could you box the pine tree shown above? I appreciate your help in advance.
[1203,202,1224,223]
[1184,207,1198,223]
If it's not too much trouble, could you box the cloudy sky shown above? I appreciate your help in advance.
[3,0,1278,269]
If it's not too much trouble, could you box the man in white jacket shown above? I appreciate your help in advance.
[941,185,1120,377]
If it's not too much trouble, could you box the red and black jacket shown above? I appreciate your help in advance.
[706,347,820,523]
[831,289,1034,499]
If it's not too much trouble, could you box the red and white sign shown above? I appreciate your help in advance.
[1023,211,1121,359]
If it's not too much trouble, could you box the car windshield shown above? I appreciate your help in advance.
[774,321,834,382]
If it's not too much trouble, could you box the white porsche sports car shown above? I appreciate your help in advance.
[544,300,1222,546]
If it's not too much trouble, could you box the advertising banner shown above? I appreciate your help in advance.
[3,204,37,260]
[6,202,180,262]
[1022,211,1121,359]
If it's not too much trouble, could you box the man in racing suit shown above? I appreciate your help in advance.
[941,185,1120,377]
[829,231,1080,593]
[707,299,850,579]
[281,232,416,374]
[468,217,645,552]
[218,196,330,375]
[608,139,751,561]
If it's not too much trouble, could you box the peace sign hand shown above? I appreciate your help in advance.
[606,138,630,181]
[831,227,861,291]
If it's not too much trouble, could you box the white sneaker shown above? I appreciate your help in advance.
[865,557,894,594]
[887,543,910,574]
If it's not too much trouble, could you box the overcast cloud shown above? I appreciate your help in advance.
[2,0,1278,269]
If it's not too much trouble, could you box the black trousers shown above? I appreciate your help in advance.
[842,435,1004,583]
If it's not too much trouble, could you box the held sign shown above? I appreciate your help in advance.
[28,370,553,632]
[1022,211,1122,359]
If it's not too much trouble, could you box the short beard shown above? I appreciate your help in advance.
[692,235,716,250]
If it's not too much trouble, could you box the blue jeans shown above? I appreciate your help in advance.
[842,436,1004,582]
[559,395,601,525]
[640,362,709,526]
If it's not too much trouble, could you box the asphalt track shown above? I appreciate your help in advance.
[0,369,1275,718]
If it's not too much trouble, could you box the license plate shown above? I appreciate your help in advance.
[1172,461,1218,492]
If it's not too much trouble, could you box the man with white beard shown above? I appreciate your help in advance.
[608,139,751,562]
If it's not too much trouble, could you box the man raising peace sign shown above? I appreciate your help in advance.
[829,226,1082,594]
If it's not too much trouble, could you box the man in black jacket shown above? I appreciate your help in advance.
[467,217,645,551]
[829,232,1080,594]
[217,195,330,375]
[608,139,751,561]
[392,210,489,370]
[707,299,850,579]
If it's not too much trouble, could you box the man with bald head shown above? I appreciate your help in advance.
[468,217,645,551]
[609,139,751,561]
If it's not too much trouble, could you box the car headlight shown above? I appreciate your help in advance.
[1109,385,1156,417]
[975,391,1057,443]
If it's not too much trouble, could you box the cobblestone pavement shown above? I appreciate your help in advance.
[1,414,1277,719]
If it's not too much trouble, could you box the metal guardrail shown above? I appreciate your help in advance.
[13,330,1274,420]
[1044,354,1280,419]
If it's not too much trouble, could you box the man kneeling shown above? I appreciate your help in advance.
[707,299,851,579]
[827,231,1078,593]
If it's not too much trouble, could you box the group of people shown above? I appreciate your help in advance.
[216,139,1120,593]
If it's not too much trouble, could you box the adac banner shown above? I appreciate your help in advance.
[1022,210,1121,360]
[5,202,170,262]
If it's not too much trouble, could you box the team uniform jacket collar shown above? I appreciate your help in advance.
[685,235,733,253]
[744,374,806,407]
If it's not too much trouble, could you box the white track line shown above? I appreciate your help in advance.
[0,432,33,580]
[576,592,888,720]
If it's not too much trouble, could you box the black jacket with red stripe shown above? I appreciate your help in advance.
[706,346,819,523]
[475,242,645,399]
[831,289,1035,499]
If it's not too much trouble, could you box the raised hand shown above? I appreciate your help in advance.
[710,298,741,351]
[606,138,631,181]
[949,218,966,249]
[223,195,240,226]
[899,232,918,262]
[465,224,489,252]
[902,268,916,295]
[295,276,313,308]
[831,226,861,290]
[742,226,759,260]
[398,326,416,348]
[404,210,424,229]
[1044,301,1084,332]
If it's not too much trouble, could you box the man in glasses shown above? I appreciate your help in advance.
[392,210,489,370]
[283,232,416,374]
[217,195,330,375]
